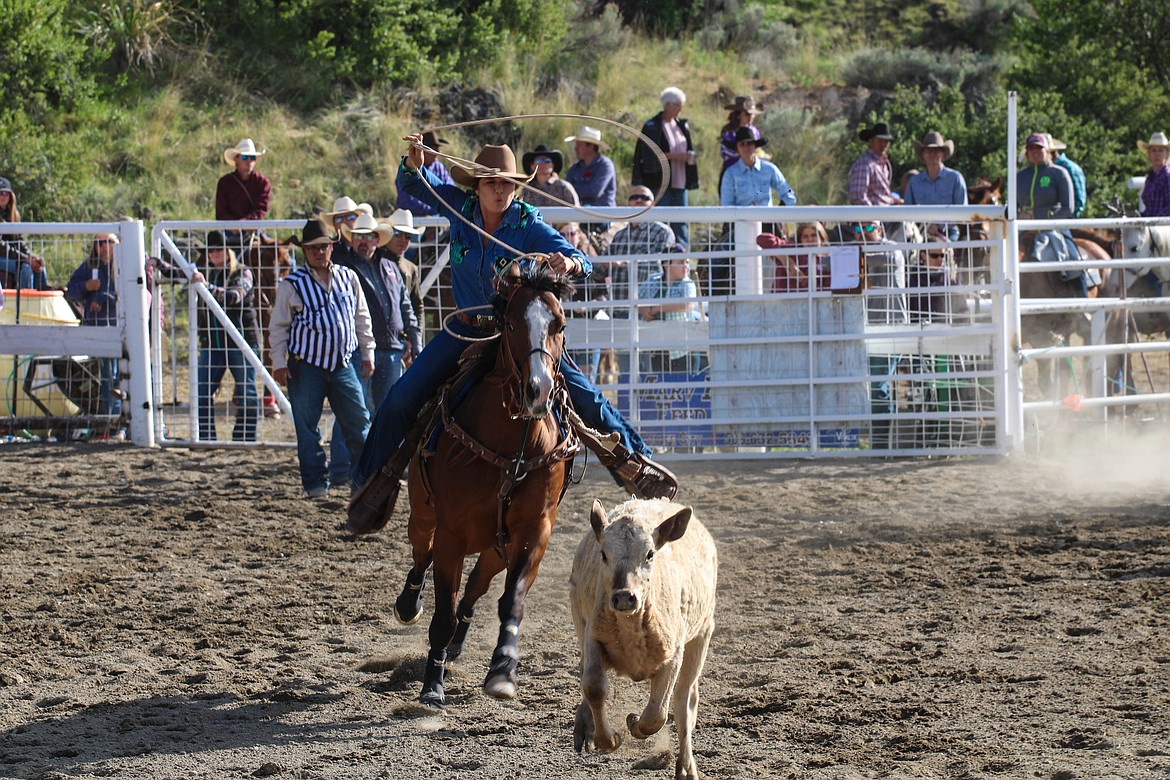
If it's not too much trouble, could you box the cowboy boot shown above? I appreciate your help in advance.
[595,444,679,501]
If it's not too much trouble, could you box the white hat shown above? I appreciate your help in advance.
[387,208,424,236]
[347,213,393,247]
[323,196,374,218]
[223,138,267,166]
[1138,132,1170,153]
[564,126,608,151]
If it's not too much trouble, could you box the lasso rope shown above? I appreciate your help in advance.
[406,113,670,264]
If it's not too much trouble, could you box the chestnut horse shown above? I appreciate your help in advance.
[1018,232,1111,398]
[242,235,294,414]
[393,266,580,707]
[963,176,1003,285]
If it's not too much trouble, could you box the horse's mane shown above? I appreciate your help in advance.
[492,264,576,319]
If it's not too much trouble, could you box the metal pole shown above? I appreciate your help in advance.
[1004,91,1025,453]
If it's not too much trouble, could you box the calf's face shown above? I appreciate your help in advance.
[590,499,692,614]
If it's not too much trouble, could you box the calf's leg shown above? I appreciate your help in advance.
[576,636,621,753]
[672,629,712,780]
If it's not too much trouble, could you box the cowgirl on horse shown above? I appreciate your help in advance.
[349,134,677,533]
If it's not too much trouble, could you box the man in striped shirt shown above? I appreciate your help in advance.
[269,218,376,499]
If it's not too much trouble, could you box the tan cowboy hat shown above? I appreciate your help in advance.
[563,125,609,151]
[322,196,374,219]
[1138,132,1170,153]
[451,144,535,187]
[347,213,393,247]
[912,131,955,161]
[223,138,267,166]
[93,232,120,245]
[723,96,763,115]
[387,208,424,236]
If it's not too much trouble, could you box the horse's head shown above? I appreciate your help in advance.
[1121,225,1154,259]
[244,237,295,292]
[967,176,1003,206]
[496,266,575,420]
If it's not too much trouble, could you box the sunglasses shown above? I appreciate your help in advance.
[533,157,553,165]
[927,252,947,259]
[240,155,257,161]
[628,194,653,203]
[853,224,878,234]
[392,229,411,238]
[333,213,360,222]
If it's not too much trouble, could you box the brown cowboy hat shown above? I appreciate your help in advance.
[451,144,535,188]
[723,96,763,115]
[912,131,955,161]
[859,122,895,142]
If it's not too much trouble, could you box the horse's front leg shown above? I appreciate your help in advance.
[395,501,436,625]
[483,521,553,700]
[420,547,463,708]
[448,549,505,661]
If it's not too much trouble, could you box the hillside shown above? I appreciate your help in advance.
[2,0,1168,222]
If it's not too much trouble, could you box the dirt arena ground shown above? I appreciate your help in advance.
[1,436,1168,780]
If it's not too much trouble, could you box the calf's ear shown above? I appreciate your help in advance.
[590,499,608,541]
[654,506,692,548]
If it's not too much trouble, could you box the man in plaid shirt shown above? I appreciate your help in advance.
[849,122,903,207]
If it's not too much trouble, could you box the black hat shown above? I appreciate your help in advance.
[204,230,230,250]
[521,144,565,174]
[722,126,768,149]
[293,218,335,246]
[421,131,448,149]
[859,122,896,142]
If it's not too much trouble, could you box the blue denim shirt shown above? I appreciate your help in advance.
[397,159,591,311]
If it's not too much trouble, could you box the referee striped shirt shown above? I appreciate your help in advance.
[268,264,375,373]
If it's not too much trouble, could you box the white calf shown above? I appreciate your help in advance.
[570,498,718,780]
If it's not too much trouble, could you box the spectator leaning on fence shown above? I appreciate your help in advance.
[1138,132,1170,217]
[0,177,47,290]
[66,233,123,424]
[849,122,902,207]
[268,218,375,500]
[216,139,272,253]
[186,230,262,443]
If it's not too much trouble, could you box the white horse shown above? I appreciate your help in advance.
[1121,224,1170,284]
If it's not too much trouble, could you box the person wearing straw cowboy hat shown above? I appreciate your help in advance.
[849,121,902,206]
[329,212,420,490]
[385,208,426,339]
[564,125,617,207]
[1137,132,1170,217]
[903,131,968,241]
[322,195,374,270]
[397,131,455,219]
[350,136,678,529]
[1047,134,1086,217]
[521,144,580,209]
[216,138,272,255]
[269,218,376,499]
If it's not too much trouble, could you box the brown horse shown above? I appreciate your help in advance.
[394,267,580,707]
[1018,232,1111,398]
[962,176,1004,285]
[242,235,294,415]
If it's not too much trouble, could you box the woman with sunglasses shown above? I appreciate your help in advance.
[350,136,678,529]
[216,138,272,253]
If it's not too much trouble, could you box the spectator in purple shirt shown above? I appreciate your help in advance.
[564,126,617,207]
[1138,132,1170,217]
[396,131,455,218]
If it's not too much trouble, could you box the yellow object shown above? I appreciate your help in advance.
[1,289,82,417]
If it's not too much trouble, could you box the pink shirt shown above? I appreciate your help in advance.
[663,119,688,190]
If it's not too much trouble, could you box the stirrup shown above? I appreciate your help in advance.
[609,451,678,501]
